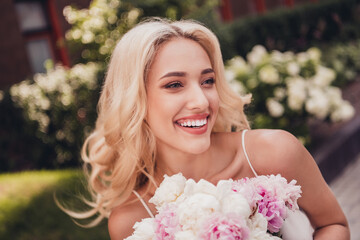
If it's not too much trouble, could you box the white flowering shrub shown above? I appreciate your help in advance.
[1,0,221,170]
[10,62,102,165]
[64,0,140,62]
[225,45,355,144]
[64,0,220,62]
[322,40,360,86]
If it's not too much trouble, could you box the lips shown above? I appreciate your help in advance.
[175,113,209,134]
[177,118,207,128]
[175,113,209,127]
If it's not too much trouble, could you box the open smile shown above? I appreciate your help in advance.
[174,114,209,134]
[177,118,207,128]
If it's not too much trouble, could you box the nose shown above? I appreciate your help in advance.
[186,84,209,111]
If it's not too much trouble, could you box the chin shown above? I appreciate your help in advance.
[184,139,211,155]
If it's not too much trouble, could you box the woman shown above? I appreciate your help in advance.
[76,19,349,239]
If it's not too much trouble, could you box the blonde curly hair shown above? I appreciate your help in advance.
[64,18,250,226]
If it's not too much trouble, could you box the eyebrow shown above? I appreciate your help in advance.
[159,68,214,80]
[160,71,186,79]
[201,68,214,75]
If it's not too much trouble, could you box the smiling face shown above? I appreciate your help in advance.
[146,38,219,156]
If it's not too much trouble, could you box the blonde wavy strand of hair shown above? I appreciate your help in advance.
[60,18,250,226]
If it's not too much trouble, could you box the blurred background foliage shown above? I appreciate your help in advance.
[225,46,355,145]
[0,170,109,239]
[1,0,360,172]
[229,0,360,58]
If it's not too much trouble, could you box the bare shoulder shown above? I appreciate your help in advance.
[211,131,243,150]
[108,199,146,240]
[221,129,350,234]
[243,129,310,178]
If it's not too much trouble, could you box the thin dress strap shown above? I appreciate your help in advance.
[132,190,155,218]
[242,129,258,177]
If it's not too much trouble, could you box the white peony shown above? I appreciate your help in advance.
[124,218,155,240]
[221,192,251,217]
[149,173,186,207]
[216,180,252,218]
[174,230,196,239]
[266,98,284,117]
[177,192,220,232]
[127,174,302,239]
[215,179,233,197]
[185,178,217,196]
[248,213,281,240]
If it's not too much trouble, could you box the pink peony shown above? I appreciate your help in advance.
[154,204,179,240]
[235,175,301,233]
[256,187,287,233]
[232,178,261,209]
[127,174,302,240]
[200,213,250,240]
[284,179,302,210]
[252,175,301,211]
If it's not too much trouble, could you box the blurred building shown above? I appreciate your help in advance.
[220,0,319,21]
[0,0,321,89]
[0,0,90,89]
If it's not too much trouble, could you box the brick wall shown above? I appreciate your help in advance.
[0,0,32,89]
[0,0,91,89]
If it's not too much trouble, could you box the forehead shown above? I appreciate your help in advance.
[148,38,212,79]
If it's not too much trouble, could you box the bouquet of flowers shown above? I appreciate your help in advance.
[125,173,302,240]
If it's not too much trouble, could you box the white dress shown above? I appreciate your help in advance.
[133,130,315,239]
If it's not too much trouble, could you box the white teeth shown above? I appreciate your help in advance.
[178,118,207,127]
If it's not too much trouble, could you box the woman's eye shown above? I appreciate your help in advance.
[202,78,215,86]
[165,81,183,89]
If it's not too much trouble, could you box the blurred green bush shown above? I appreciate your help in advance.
[321,40,360,87]
[64,0,221,63]
[228,0,360,59]
[8,62,103,169]
[1,0,223,171]
[225,46,355,145]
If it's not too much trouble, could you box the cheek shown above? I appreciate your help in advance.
[146,92,178,128]
[209,90,220,113]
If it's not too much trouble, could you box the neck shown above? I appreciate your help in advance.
[154,136,218,183]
